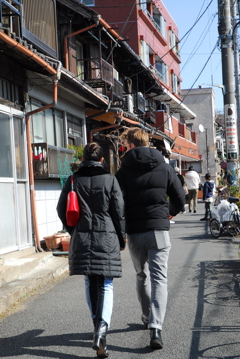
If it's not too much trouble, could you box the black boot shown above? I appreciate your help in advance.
[150,328,163,349]
[92,320,109,358]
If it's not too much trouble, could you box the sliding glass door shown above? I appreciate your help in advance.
[0,107,31,254]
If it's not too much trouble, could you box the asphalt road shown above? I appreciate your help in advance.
[1,202,240,359]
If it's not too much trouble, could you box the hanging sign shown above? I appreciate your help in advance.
[224,104,238,160]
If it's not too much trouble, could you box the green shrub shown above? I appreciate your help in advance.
[67,144,84,161]
[229,184,240,210]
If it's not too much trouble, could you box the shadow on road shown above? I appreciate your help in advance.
[0,324,156,358]
[188,260,240,359]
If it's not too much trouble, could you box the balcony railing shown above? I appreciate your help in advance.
[178,122,185,137]
[140,106,156,124]
[32,143,74,179]
[186,127,196,143]
[84,57,113,88]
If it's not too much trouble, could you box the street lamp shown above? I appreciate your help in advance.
[199,124,209,172]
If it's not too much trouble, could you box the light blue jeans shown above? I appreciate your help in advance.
[84,275,113,328]
[128,230,171,330]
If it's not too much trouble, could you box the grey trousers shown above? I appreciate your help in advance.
[188,189,198,211]
[128,230,171,330]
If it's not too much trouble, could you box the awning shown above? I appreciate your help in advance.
[86,108,122,123]
[171,151,201,162]
[155,88,196,120]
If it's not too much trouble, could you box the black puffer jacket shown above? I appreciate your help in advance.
[115,147,185,233]
[57,161,125,278]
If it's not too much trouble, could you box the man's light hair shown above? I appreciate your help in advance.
[120,127,149,147]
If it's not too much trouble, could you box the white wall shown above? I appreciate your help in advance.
[35,180,63,240]
[182,87,220,185]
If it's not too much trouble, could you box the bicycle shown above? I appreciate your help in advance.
[209,197,240,238]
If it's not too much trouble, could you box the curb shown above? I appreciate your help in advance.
[0,256,69,314]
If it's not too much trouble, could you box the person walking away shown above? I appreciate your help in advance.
[115,128,185,350]
[184,166,200,213]
[57,142,126,358]
[200,173,215,220]
[174,167,184,186]
[174,167,186,214]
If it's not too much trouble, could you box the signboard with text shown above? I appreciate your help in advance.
[224,104,238,160]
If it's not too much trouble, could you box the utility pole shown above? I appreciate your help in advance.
[218,0,239,184]
[231,0,240,148]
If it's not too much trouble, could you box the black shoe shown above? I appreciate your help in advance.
[194,210,196,213]
[200,217,207,221]
[93,320,109,358]
[189,210,192,213]
[150,329,163,349]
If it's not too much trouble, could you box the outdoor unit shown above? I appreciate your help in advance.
[135,92,146,113]
[123,94,134,113]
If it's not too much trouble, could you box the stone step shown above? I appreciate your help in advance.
[0,251,54,288]
[0,254,69,314]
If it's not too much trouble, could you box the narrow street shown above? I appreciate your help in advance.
[1,203,240,359]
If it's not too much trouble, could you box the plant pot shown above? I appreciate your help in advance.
[44,233,70,250]
[61,240,70,251]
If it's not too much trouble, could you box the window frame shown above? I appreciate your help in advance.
[30,98,65,148]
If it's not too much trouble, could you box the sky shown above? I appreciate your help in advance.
[163,0,224,112]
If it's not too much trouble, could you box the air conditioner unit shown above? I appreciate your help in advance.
[123,94,134,113]
[113,68,119,80]
[136,92,146,113]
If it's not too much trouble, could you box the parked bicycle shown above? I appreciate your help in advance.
[209,197,240,238]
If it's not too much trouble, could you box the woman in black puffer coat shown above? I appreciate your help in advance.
[57,142,125,358]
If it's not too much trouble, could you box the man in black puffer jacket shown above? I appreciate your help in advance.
[116,128,185,350]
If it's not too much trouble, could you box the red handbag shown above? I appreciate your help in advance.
[66,175,80,226]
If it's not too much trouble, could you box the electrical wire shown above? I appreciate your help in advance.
[180,13,217,75]
[180,0,207,50]
[172,41,218,113]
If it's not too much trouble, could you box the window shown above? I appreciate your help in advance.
[139,0,147,11]
[14,117,26,179]
[140,40,150,67]
[30,99,65,147]
[67,115,83,147]
[153,9,166,38]
[0,77,22,106]
[22,0,57,56]
[82,0,95,5]
[76,41,84,80]
[155,57,168,84]
[169,30,179,54]
[0,112,13,177]
[172,73,178,94]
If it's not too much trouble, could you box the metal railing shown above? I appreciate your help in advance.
[32,143,74,179]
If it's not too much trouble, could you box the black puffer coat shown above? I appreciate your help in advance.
[57,161,125,278]
[115,147,185,233]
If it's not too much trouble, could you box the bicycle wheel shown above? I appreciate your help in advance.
[210,219,221,238]
[227,226,238,237]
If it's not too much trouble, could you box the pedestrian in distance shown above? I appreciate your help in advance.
[57,142,126,359]
[184,165,201,213]
[174,166,184,186]
[115,128,185,350]
[174,167,186,214]
[200,173,215,221]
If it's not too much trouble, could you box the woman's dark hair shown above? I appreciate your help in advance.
[83,142,103,161]
[205,173,211,180]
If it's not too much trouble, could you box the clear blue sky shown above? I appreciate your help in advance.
[163,0,224,112]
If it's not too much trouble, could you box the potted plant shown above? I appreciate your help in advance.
[67,144,84,172]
